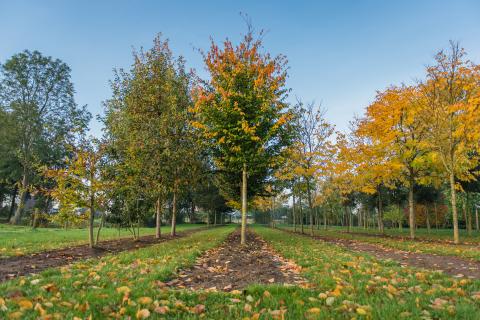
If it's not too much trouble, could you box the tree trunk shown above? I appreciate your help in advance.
[155,197,162,239]
[476,207,479,232]
[450,171,459,244]
[10,174,28,224]
[434,202,439,229]
[32,208,39,229]
[8,185,18,221]
[241,163,247,245]
[466,194,472,236]
[95,211,105,245]
[408,181,415,239]
[299,194,304,234]
[323,207,327,230]
[214,210,217,226]
[378,191,384,233]
[306,180,314,236]
[292,193,296,232]
[171,190,177,236]
[89,194,95,248]
[426,207,430,233]
[344,206,350,233]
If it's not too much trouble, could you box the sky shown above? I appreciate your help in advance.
[1,0,479,136]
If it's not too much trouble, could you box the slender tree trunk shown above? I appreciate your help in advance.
[466,194,472,236]
[214,210,217,226]
[95,211,105,245]
[323,207,327,230]
[450,171,459,244]
[10,174,28,224]
[476,207,479,232]
[378,191,384,233]
[426,207,430,233]
[171,190,177,236]
[434,202,439,229]
[8,185,18,221]
[299,194,304,234]
[344,206,350,233]
[155,197,162,239]
[32,208,39,229]
[89,194,95,248]
[306,180,314,236]
[240,163,247,245]
[408,180,415,240]
[292,193,296,232]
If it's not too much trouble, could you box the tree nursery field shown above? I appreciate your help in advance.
[1,1,480,319]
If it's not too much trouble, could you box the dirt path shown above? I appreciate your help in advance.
[165,229,308,291]
[0,227,206,282]
[279,228,480,279]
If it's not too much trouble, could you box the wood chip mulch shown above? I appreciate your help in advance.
[164,229,309,292]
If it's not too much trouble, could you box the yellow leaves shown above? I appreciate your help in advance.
[356,307,367,315]
[34,303,47,316]
[116,286,131,294]
[17,299,33,310]
[386,284,398,295]
[331,285,343,296]
[325,297,335,306]
[154,305,170,314]
[137,297,153,305]
[136,308,150,319]
[307,307,321,314]
[7,311,23,319]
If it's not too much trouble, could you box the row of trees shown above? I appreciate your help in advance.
[0,27,295,246]
[262,42,479,244]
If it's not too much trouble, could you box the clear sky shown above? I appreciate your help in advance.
[1,0,479,136]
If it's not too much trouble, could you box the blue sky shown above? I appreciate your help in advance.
[1,0,479,136]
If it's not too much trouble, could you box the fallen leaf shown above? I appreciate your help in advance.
[136,308,150,319]
[137,297,153,305]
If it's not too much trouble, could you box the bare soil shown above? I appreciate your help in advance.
[164,229,308,291]
[0,228,204,282]
[281,228,480,279]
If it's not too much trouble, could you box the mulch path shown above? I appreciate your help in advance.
[0,228,205,282]
[164,229,308,292]
[280,228,480,279]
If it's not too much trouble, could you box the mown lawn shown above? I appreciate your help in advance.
[0,226,235,319]
[324,225,480,243]
[254,226,480,319]
[0,223,202,258]
[277,224,480,262]
[2,225,480,319]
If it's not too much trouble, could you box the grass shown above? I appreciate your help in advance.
[324,225,480,243]
[0,223,202,258]
[2,225,480,319]
[278,224,480,262]
[0,226,235,319]
[254,226,480,319]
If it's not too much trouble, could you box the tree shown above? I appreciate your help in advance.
[358,85,431,239]
[192,27,292,244]
[0,50,91,224]
[45,138,107,247]
[291,100,335,235]
[419,42,480,244]
[103,35,195,237]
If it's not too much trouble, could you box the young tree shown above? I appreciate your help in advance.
[45,139,107,248]
[192,28,292,244]
[292,100,335,235]
[103,35,195,237]
[420,42,480,244]
[358,85,430,239]
[0,50,90,224]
